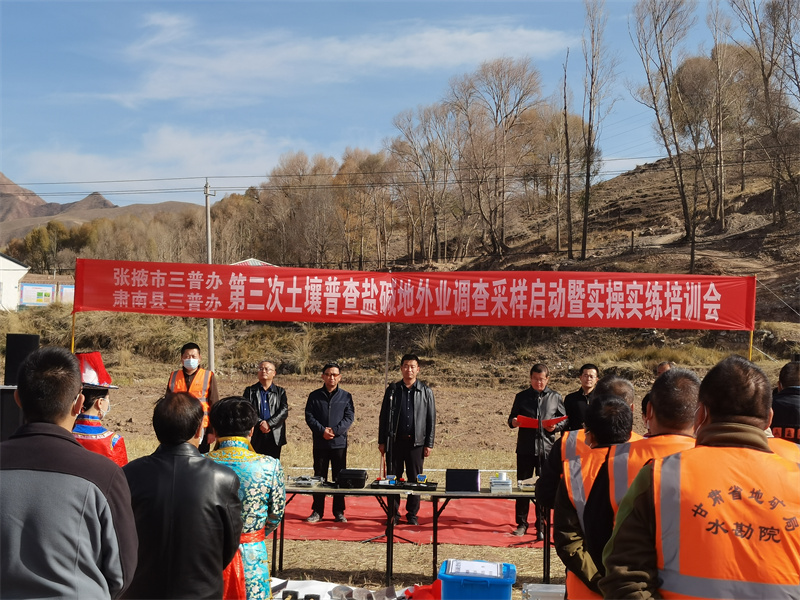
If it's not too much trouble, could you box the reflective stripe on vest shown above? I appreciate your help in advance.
[564,447,610,533]
[608,435,696,513]
[168,368,212,426]
[655,449,800,599]
[563,429,589,462]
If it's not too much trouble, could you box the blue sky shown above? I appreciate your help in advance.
[1,0,709,206]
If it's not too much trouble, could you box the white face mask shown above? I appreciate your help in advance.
[99,399,111,419]
[183,358,200,371]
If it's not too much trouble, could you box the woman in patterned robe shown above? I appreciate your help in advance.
[208,397,286,600]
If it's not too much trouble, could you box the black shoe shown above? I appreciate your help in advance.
[512,525,527,536]
[334,513,347,523]
[536,529,545,541]
[407,515,419,526]
[305,512,321,523]
[391,515,400,526]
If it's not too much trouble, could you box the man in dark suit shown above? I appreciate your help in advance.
[123,393,243,599]
[243,360,289,459]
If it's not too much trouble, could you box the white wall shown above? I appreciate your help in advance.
[0,256,29,311]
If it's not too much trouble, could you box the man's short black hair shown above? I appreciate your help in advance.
[153,393,204,445]
[584,395,633,446]
[593,374,635,405]
[180,342,201,355]
[648,368,700,430]
[16,346,82,423]
[579,364,599,376]
[210,397,259,438]
[531,363,549,377]
[322,362,341,374]
[779,362,800,388]
[401,354,420,365]
[700,355,771,426]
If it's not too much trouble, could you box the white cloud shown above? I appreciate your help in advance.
[102,12,578,108]
[16,126,301,205]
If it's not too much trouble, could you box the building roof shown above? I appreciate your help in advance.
[0,252,29,269]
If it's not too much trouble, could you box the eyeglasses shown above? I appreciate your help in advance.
[323,372,341,378]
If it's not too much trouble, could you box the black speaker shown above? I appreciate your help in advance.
[4,333,40,385]
[2,334,39,442]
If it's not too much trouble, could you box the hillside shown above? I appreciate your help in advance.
[0,172,202,246]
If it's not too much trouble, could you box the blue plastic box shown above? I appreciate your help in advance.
[438,559,516,600]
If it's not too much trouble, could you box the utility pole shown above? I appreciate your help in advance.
[205,179,216,371]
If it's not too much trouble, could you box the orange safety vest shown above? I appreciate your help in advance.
[652,447,800,599]
[562,446,610,600]
[561,429,643,463]
[768,436,800,461]
[168,368,212,427]
[607,434,696,513]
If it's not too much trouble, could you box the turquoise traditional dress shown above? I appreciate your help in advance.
[208,436,286,600]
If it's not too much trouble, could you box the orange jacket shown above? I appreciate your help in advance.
[168,368,212,427]
[652,447,800,599]
[607,434,696,513]
[768,436,800,461]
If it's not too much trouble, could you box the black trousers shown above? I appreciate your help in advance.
[255,434,282,460]
[311,446,347,516]
[515,453,542,529]
[387,438,425,517]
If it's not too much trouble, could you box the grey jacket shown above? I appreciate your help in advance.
[379,380,436,448]
[0,423,138,599]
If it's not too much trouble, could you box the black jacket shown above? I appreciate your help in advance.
[305,386,355,450]
[508,386,566,456]
[378,380,436,448]
[771,386,800,442]
[122,443,243,599]
[243,382,289,452]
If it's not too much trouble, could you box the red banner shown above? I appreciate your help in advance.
[73,259,756,331]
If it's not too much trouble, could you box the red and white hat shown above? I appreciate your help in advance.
[75,351,119,389]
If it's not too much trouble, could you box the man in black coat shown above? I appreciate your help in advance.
[243,360,289,459]
[305,362,355,523]
[123,393,243,599]
[508,363,566,539]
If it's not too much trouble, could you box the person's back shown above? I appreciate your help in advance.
[208,397,286,599]
[771,361,800,444]
[123,393,242,599]
[601,355,800,599]
[0,346,138,599]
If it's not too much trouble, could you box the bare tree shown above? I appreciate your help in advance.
[447,58,542,256]
[390,103,458,264]
[632,0,698,243]
[729,0,799,224]
[581,0,619,260]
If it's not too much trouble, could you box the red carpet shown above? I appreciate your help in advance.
[281,493,547,548]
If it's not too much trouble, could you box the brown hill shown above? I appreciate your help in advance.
[0,172,201,245]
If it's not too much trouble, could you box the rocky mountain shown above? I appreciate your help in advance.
[0,172,198,246]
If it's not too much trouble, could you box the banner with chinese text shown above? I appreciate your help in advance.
[74,259,756,331]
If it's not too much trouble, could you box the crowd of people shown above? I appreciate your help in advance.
[1,341,798,599]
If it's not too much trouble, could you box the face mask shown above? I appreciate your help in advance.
[183,358,199,370]
[99,399,111,419]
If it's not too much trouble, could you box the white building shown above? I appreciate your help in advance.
[0,253,29,311]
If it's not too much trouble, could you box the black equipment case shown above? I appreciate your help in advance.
[336,468,368,489]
